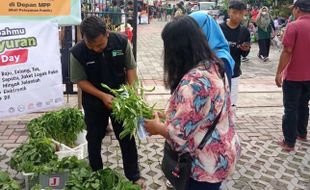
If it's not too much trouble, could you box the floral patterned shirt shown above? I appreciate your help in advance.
[165,62,241,183]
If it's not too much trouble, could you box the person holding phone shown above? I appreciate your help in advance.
[220,0,251,110]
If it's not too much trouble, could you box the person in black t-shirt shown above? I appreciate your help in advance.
[220,0,250,109]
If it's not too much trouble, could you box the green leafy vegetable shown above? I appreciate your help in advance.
[10,138,58,173]
[0,171,20,190]
[31,184,53,190]
[65,168,141,190]
[27,108,86,147]
[101,82,155,139]
[29,156,91,174]
[29,156,90,189]
[64,167,93,190]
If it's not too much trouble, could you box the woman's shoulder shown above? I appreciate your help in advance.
[181,61,222,88]
[186,60,220,74]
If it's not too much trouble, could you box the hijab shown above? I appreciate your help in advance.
[190,11,235,75]
[256,6,271,32]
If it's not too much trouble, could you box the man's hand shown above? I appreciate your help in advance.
[275,47,292,88]
[100,93,114,109]
[239,42,251,51]
[275,73,282,87]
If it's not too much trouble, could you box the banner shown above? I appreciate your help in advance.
[0,21,63,118]
[0,0,81,26]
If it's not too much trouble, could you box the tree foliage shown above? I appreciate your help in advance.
[220,0,293,8]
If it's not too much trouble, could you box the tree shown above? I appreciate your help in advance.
[244,0,293,8]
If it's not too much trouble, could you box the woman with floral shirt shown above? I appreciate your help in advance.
[144,16,241,190]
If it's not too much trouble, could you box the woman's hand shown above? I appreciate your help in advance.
[144,112,167,137]
[157,111,166,121]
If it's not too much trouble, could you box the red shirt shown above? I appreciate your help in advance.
[283,15,310,81]
[251,9,258,21]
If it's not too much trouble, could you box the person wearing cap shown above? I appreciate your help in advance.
[275,0,310,152]
[220,0,251,109]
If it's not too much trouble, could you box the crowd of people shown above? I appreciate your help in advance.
[71,0,310,189]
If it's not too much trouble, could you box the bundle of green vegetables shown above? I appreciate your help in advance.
[0,171,20,190]
[10,138,58,173]
[28,156,91,174]
[101,82,155,139]
[26,108,86,147]
[65,168,141,190]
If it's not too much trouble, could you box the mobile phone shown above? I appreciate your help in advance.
[243,42,251,46]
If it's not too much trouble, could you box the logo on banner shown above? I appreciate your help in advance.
[17,105,25,112]
[0,27,37,66]
[49,177,60,187]
[8,107,15,113]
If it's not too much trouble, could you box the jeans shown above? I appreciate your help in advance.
[84,108,140,182]
[188,178,222,190]
[282,80,310,146]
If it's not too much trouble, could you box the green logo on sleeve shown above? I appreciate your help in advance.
[112,50,124,57]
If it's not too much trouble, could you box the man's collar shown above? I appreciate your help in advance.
[297,14,310,20]
[104,32,113,51]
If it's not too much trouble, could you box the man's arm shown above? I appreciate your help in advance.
[127,68,137,85]
[275,22,296,87]
[124,41,138,85]
[240,29,251,56]
[77,80,114,109]
[275,46,293,87]
[70,54,114,109]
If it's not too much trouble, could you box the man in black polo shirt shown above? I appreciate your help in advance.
[70,16,145,188]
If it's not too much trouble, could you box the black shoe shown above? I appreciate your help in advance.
[242,57,249,62]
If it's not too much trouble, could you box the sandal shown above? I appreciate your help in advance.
[134,178,147,190]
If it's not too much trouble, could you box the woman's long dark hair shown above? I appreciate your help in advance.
[161,16,225,92]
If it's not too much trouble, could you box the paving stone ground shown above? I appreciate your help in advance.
[1,20,310,190]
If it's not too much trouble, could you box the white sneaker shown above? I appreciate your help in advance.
[166,180,174,189]
[257,54,264,60]
[242,57,249,62]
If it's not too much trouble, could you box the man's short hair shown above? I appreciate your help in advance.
[229,0,246,11]
[80,16,107,42]
[293,0,310,13]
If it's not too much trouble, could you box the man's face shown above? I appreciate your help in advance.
[85,33,109,53]
[228,8,246,24]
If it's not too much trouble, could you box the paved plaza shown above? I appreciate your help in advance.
[1,20,310,190]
